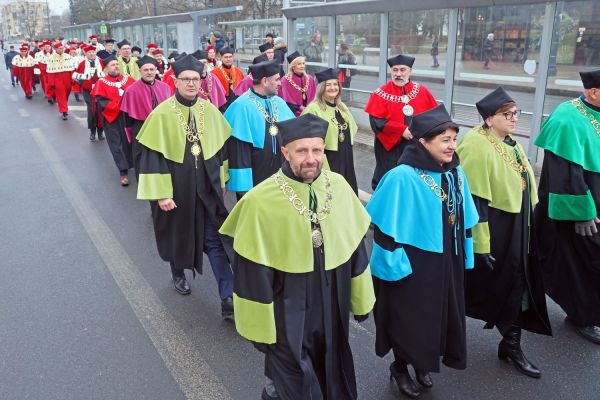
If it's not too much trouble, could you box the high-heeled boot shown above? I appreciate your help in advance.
[498,325,541,378]
[389,362,420,398]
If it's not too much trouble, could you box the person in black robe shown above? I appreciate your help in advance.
[533,70,600,344]
[457,88,552,379]
[135,55,235,319]
[367,105,479,398]
[220,114,375,400]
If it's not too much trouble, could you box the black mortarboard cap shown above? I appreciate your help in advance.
[579,69,600,89]
[191,50,208,60]
[286,51,301,64]
[259,43,274,53]
[219,47,234,56]
[171,54,204,77]
[252,54,267,64]
[277,114,328,146]
[137,55,157,68]
[102,55,118,64]
[475,86,515,119]
[387,54,415,68]
[104,38,115,44]
[315,68,339,83]
[116,39,131,48]
[167,51,179,60]
[248,60,281,80]
[131,46,142,53]
[410,104,459,139]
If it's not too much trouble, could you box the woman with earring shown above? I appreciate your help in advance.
[456,87,552,379]
[280,51,316,116]
[302,68,358,194]
[367,105,479,398]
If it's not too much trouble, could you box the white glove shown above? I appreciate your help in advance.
[574,217,600,236]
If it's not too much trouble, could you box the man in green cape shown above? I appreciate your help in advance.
[136,54,235,319]
[534,69,600,344]
[220,113,375,400]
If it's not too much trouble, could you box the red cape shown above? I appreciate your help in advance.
[91,75,136,123]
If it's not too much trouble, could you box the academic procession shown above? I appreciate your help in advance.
[2,0,599,399]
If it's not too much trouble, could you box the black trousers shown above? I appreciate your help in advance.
[83,90,102,133]
[102,114,132,175]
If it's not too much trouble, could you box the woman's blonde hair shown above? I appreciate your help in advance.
[287,56,306,76]
[314,80,349,113]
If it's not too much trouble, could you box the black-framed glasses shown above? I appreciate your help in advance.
[179,77,201,85]
[500,110,521,120]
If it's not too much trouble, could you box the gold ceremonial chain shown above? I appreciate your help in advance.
[480,130,527,191]
[330,107,349,142]
[285,74,311,102]
[273,171,333,224]
[170,97,206,168]
[571,98,600,138]
[414,168,447,202]
[218,66,235,90]
[198,74,213,98]
[99,75,129,88]
[374,83,420,103]
[245,91,280,136]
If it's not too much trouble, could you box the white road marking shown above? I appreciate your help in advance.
[18,108,30,118]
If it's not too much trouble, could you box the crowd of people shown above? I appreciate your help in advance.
[6,31,600,400]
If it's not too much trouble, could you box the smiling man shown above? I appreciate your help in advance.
[365,54,438,189]
[220,113,374,400]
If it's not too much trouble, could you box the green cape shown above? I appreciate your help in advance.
[117,56,141,80]
[535,98,600,173]
[136,96,231,163]
[302,102,358,151]
[456,126,538,213]
[220,169,371,273]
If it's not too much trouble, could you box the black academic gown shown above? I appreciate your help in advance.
[369,116,411,190]
[233,163,369,400]
[372,143,468,373]
[465,137,551,336]
[227,93,284,193]
[96,96,132,174]
[534,150,600,327]
[137,94,232,273]
[325,105,358,195]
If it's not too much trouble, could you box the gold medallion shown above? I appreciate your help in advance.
[449,213,456,226]
[521,177,527,191]
[312,228,323,248]
[339,132,345,142]
[402,104,414,116]
[191,143,201,157]
[269,125,279,136]
[302,92,307,101]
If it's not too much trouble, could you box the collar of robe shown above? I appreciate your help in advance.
[398,139,460,172]
[141,78,155,86]
[175,90,197,107]
[250,87,269,99]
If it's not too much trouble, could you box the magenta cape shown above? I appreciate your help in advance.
[119,79,172,121]
[199,74,227,108]
[280,73,316,106]
[234,75,253,96]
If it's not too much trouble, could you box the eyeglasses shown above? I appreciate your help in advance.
[499,110,521,120]
[178,78,201,85]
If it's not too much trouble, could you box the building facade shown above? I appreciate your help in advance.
[1,0,49,39]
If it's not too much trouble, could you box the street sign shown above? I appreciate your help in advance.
[100,24,107,34]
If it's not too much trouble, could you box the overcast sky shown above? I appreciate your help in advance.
[48,0,70,14]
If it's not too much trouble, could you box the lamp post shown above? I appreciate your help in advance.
[46,0,51,35]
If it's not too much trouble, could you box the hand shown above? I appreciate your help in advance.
[574,217,600,237]
[354,314,369,323]
[475,253,496,271]
[402,127,413,140]
[158,198,177,211]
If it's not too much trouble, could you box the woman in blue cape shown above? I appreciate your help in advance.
[367,105,479,398]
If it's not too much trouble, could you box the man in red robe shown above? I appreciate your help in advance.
[364,54,437,189]
[47,42,74,120]
[73,45,105,140]
[91,55,136,186]
[12,46,35,99]
[211,47,244,111]
[34,40,55,104]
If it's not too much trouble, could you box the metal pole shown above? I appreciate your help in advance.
[153,0,157,16]
[328,15,335,68]
[527,2,557,163]
[378,12,389,86]
[282,0,290,46]
[444,8,459,113]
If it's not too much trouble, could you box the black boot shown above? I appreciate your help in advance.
[389,362,420,398]
[89,130,96,141]
[62,112,68,120]
[415,370,433,388]
[170,264,191,295]
[221,296,234,320]
[498,326,541,378]
[97,129,105,141]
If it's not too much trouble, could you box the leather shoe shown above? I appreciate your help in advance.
[97,132,105,140]
[566,317,600,344]
[389,362,420,398]
[221,296,234,320]
[120,176,129,186]
[261,388,278,400]
[172,275,191,295]
[415,370,433,388]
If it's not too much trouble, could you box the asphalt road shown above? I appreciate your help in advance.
[1,71,599,400]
